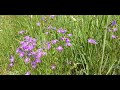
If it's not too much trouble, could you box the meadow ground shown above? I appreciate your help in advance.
[0,15,120,75]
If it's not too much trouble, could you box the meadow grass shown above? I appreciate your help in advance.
[0,15,120,75]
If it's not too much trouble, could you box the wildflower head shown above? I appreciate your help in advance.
[68,34,72,37]
[34,59,42,63]
[113,28,117,32]
[51,64,56,70]
[36,22,41,26]
[56,46,63,51]
[66,43,72,47]
[112,20,116,26]
[45,32,49,35]
[50,15,55,18]
[66,38,71,43]
[111,35,118,39]
[51,39,58,44]
[19,52,25,57]
[9,63,14,67]
[31,61,37,69]
[24,58,30,64]
[19,30,26,34]
[10,55,14,63]
[25,72,31,75]
[88,38,97,44]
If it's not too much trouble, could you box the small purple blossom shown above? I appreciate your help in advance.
[57,28,62,33]
[47,42,51,50]
[51,39,58,44]
[41,52,47,56]
[66,38,71,43]
[34,59,42,63]
[60,37,66,41]
[88,38,97,44]
[31,61,37,69]
[61,30,67,34]
[113,28,117,32]
[35,52,42,59]
[34,51,47,59]
[19,30,26,34]
[41,17,45,21]
[37,48,43,52]
[112,20,116,26]
[25,72,31,75]
[10,55,14,63]
[24,36,30,40]
[24,58,30,64]
[56,46,63,51]
[36,22,41,26]
[68,34,72,37]
[20,41,25,45]
[19,52,25,57]
[45,32,49,34]
[9,63,14,67]
[66,43,72,47]
[57,28,67,34]
[51,64,56,70]
[50,15,55,18]
[111,35,118,39]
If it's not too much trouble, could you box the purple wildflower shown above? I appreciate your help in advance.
[19,52,25,57]
[57,28,67,34]
[31,61,37,69]
[36,22,41,26]
[111,35,118,39]
[51,64,56,70]
[47,42,51,50]
[60,37,66,41]
[61,30,67,34]
[24,36,30,40]
[113,28,117,32]
[20,37,37,52]
[34,51,47,59]
[68,34,72,37]
[20,41,25,45]
[66,43,72,47]
[56,46,63,51]
[25,72,31,75]
[19,30,25,34]
[24,58,30,64]
[50,15,55,18]
[34,59,42,63]
[57,28,63,33]
[88,38,97,44]
[45,32,49,34]
[41,17,45,21]
[16,48,21,53]
[112,20,116,26]
[41,52,47,56]
[35,52,42,59]
[9,63,14,67]
[66,38,71,43]
[10,55,14,63]
[51,39,58,44]
[37,48,43,52]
